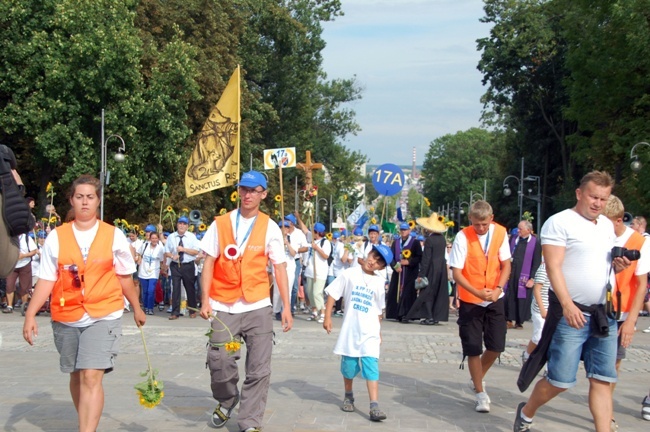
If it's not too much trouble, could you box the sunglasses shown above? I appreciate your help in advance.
[68,264,82,288]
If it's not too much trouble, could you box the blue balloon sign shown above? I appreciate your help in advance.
[372,164,405,196]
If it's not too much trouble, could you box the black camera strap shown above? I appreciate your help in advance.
[605,262,620,321]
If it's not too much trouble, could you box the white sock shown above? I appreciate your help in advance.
[521,410,533,423]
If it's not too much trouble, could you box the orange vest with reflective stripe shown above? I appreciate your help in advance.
[211,211,270,304]
[458,223,507,305]
[614,231,645,313]
[50,222,124,322]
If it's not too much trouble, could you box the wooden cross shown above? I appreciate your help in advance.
[296,150,322,192]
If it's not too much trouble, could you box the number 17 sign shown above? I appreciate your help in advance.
[372,163,405,196]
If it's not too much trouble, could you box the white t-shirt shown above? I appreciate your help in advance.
[288,228,308,263]
[360,240,391,283]
[16,234,37,269]
[614,226,650,320]
[304,237,332,281]
[128,238,143,259]
[331,241,348,277]
[325,266,385,358]
[137,242,165,279]
[541,210,616,306]
[200,211,286,313]
[39,221,136,327]
[449,224,511,307]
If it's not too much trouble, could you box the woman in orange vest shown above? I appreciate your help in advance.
[22,175,145,432]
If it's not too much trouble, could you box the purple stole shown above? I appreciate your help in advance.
[509,235,537,299]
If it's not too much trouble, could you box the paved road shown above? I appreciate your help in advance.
[1,310,649,431]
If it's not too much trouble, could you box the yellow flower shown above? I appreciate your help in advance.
[274,194,282,202]
[49,216,57,224]
[121,219,129,226]
[423,197,430,207]
[162,182,167,187]
[199,223,207,231]
[438,216,444,222]
[326,232,333,241]
[182,208,189,213]
[446,221,455,227]
[41,217,48,222]
[139,230,145,236]
[343,194,348,200]
[408,220,416,229]
[370,217,377,224]
[166,205,173,212]
[230,191,238,202]
[369,207,375,212]
[225,340,241,353]
[46,182,53,193]
[133,224,140,232]
[219,208,227,216]
[274,209,279,216]
[189,225,195,232]
[402,249,412,259]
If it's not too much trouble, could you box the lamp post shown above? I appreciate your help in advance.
[469,191,484,204]
[502,174,522,220]
[100,109,126,221]
[503,157,543,230]
[457,200,470,228]
[630,141,650,172]
[315,197,329,229]
[523,175,542,234]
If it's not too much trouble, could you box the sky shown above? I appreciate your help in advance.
[321,0,491,166]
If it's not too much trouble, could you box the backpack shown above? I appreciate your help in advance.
[0,145,34,237]
[320,238,334,266]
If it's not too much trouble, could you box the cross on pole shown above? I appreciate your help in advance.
[296,150,322,192]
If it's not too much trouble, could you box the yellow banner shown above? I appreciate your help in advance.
[185,66,241,197]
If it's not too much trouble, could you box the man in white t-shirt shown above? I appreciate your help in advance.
[304,222,332,323]
[2,233,37,313]
[514,171,631,432]
[284,213,309,314]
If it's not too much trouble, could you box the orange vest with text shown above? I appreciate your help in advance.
[211,211,271,304]
[50,222,124,322]
[458,223,507,305]
[614,230,645,313]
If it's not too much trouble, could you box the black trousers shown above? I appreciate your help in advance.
[170,262,197,316]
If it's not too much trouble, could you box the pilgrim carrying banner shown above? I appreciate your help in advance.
[185,66,241,197]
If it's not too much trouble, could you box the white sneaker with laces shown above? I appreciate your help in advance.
[468,379,490,403]
[642,395,650,421]
[317,314,325,323]
[475,391,490,413]
[643,326,650,333]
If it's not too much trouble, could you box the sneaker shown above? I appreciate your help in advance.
[369,407,387,421]
[643,326,650,334]
[642,395,650,421]
[2,306,13,314]
[513,402,533,431]
[210,394,240,428]
[468,379,490,403]
[317,314,325,324]
[475,391,490,413]
[167,306,173,313]
[341,398,355,412]
[306,313,318,321]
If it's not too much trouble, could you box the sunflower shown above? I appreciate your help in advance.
[224,340,241,354]
[41,217,48,223]
[133,224,140,232]
[219,208,227,215]
[139,230,145,236]
[423,197,430,207]
[49,216,57,224]
[274,194,282,202]
[446,221,455,227]
[166,205,173,212]
[182,207,189,214]
[122,218,129,226]
[438,216,444,222]
[402,249,412,259]
[408,220,416,229]
[46,182,53,193]
[370,217,377,224]
[199,223,207,231]
[343,194,348,200]
[230,191,238,202]
[189,225,195,232]
[326,232,333,241]
[274,209,279,216]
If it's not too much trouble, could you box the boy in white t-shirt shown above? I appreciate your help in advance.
[323,244,394,422]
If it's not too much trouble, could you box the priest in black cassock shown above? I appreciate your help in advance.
[505,220,542,329]
[385,222,422,321]
[405,213,449,325]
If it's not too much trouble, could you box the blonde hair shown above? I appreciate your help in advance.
[579,170,614,190]
[469,200,493,220]
[602,194,624,220]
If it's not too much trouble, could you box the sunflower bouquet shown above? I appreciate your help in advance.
[134,326,164,409]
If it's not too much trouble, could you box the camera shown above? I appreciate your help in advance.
[611,246,640,261]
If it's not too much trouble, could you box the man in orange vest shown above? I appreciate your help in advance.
[601,196,649,414]
[449,200,511,413]
[199,171,293,432]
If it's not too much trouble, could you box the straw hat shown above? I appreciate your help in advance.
[416,212,448,234]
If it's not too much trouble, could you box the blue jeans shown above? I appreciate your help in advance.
[290,260,301,311]
[547,315,618,389]
[139,278,157,310]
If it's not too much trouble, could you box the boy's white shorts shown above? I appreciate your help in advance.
[531,310,545,345]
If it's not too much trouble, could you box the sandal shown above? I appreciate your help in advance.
[211,393,240,428]
[369,407,387,421]
[306,313,318,321]
[2,306,13,314]
[341,398,355,412]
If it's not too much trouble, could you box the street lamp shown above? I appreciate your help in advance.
[315,197,329,229]
[469,191,484,204]
[630,141,650,172]
[523,175,542,234]
[100,109,126,221]
[457,200,470,228]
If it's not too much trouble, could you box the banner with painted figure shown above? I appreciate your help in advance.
[185,66,240,197]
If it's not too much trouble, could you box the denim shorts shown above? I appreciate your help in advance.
[340,355,379,381]
[546,315,617,389]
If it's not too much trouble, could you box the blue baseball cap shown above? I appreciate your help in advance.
[278,219,290,227]
[145,224,157,233]
[399,222,410,230]
[368,224,380,233]
[353,227,363,236]
[284,214,297,225]
[314,222,326,234]
[28,231,34,239]
[163,231,170,237]
[417,235,425,242]
[178,216,189,224]
[237,170,267,190]
[511,227,519,236]
[410,231,417,237]
[333,231,341,239]
[37,230,47,239]
[341,229,348,236]
[196,233,204,240]
[372,244,393,266]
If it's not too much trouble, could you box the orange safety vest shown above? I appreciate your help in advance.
[458,223,507,305]
[211,211,271,304]
[614,231,646,313]
[50,221,124,322]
